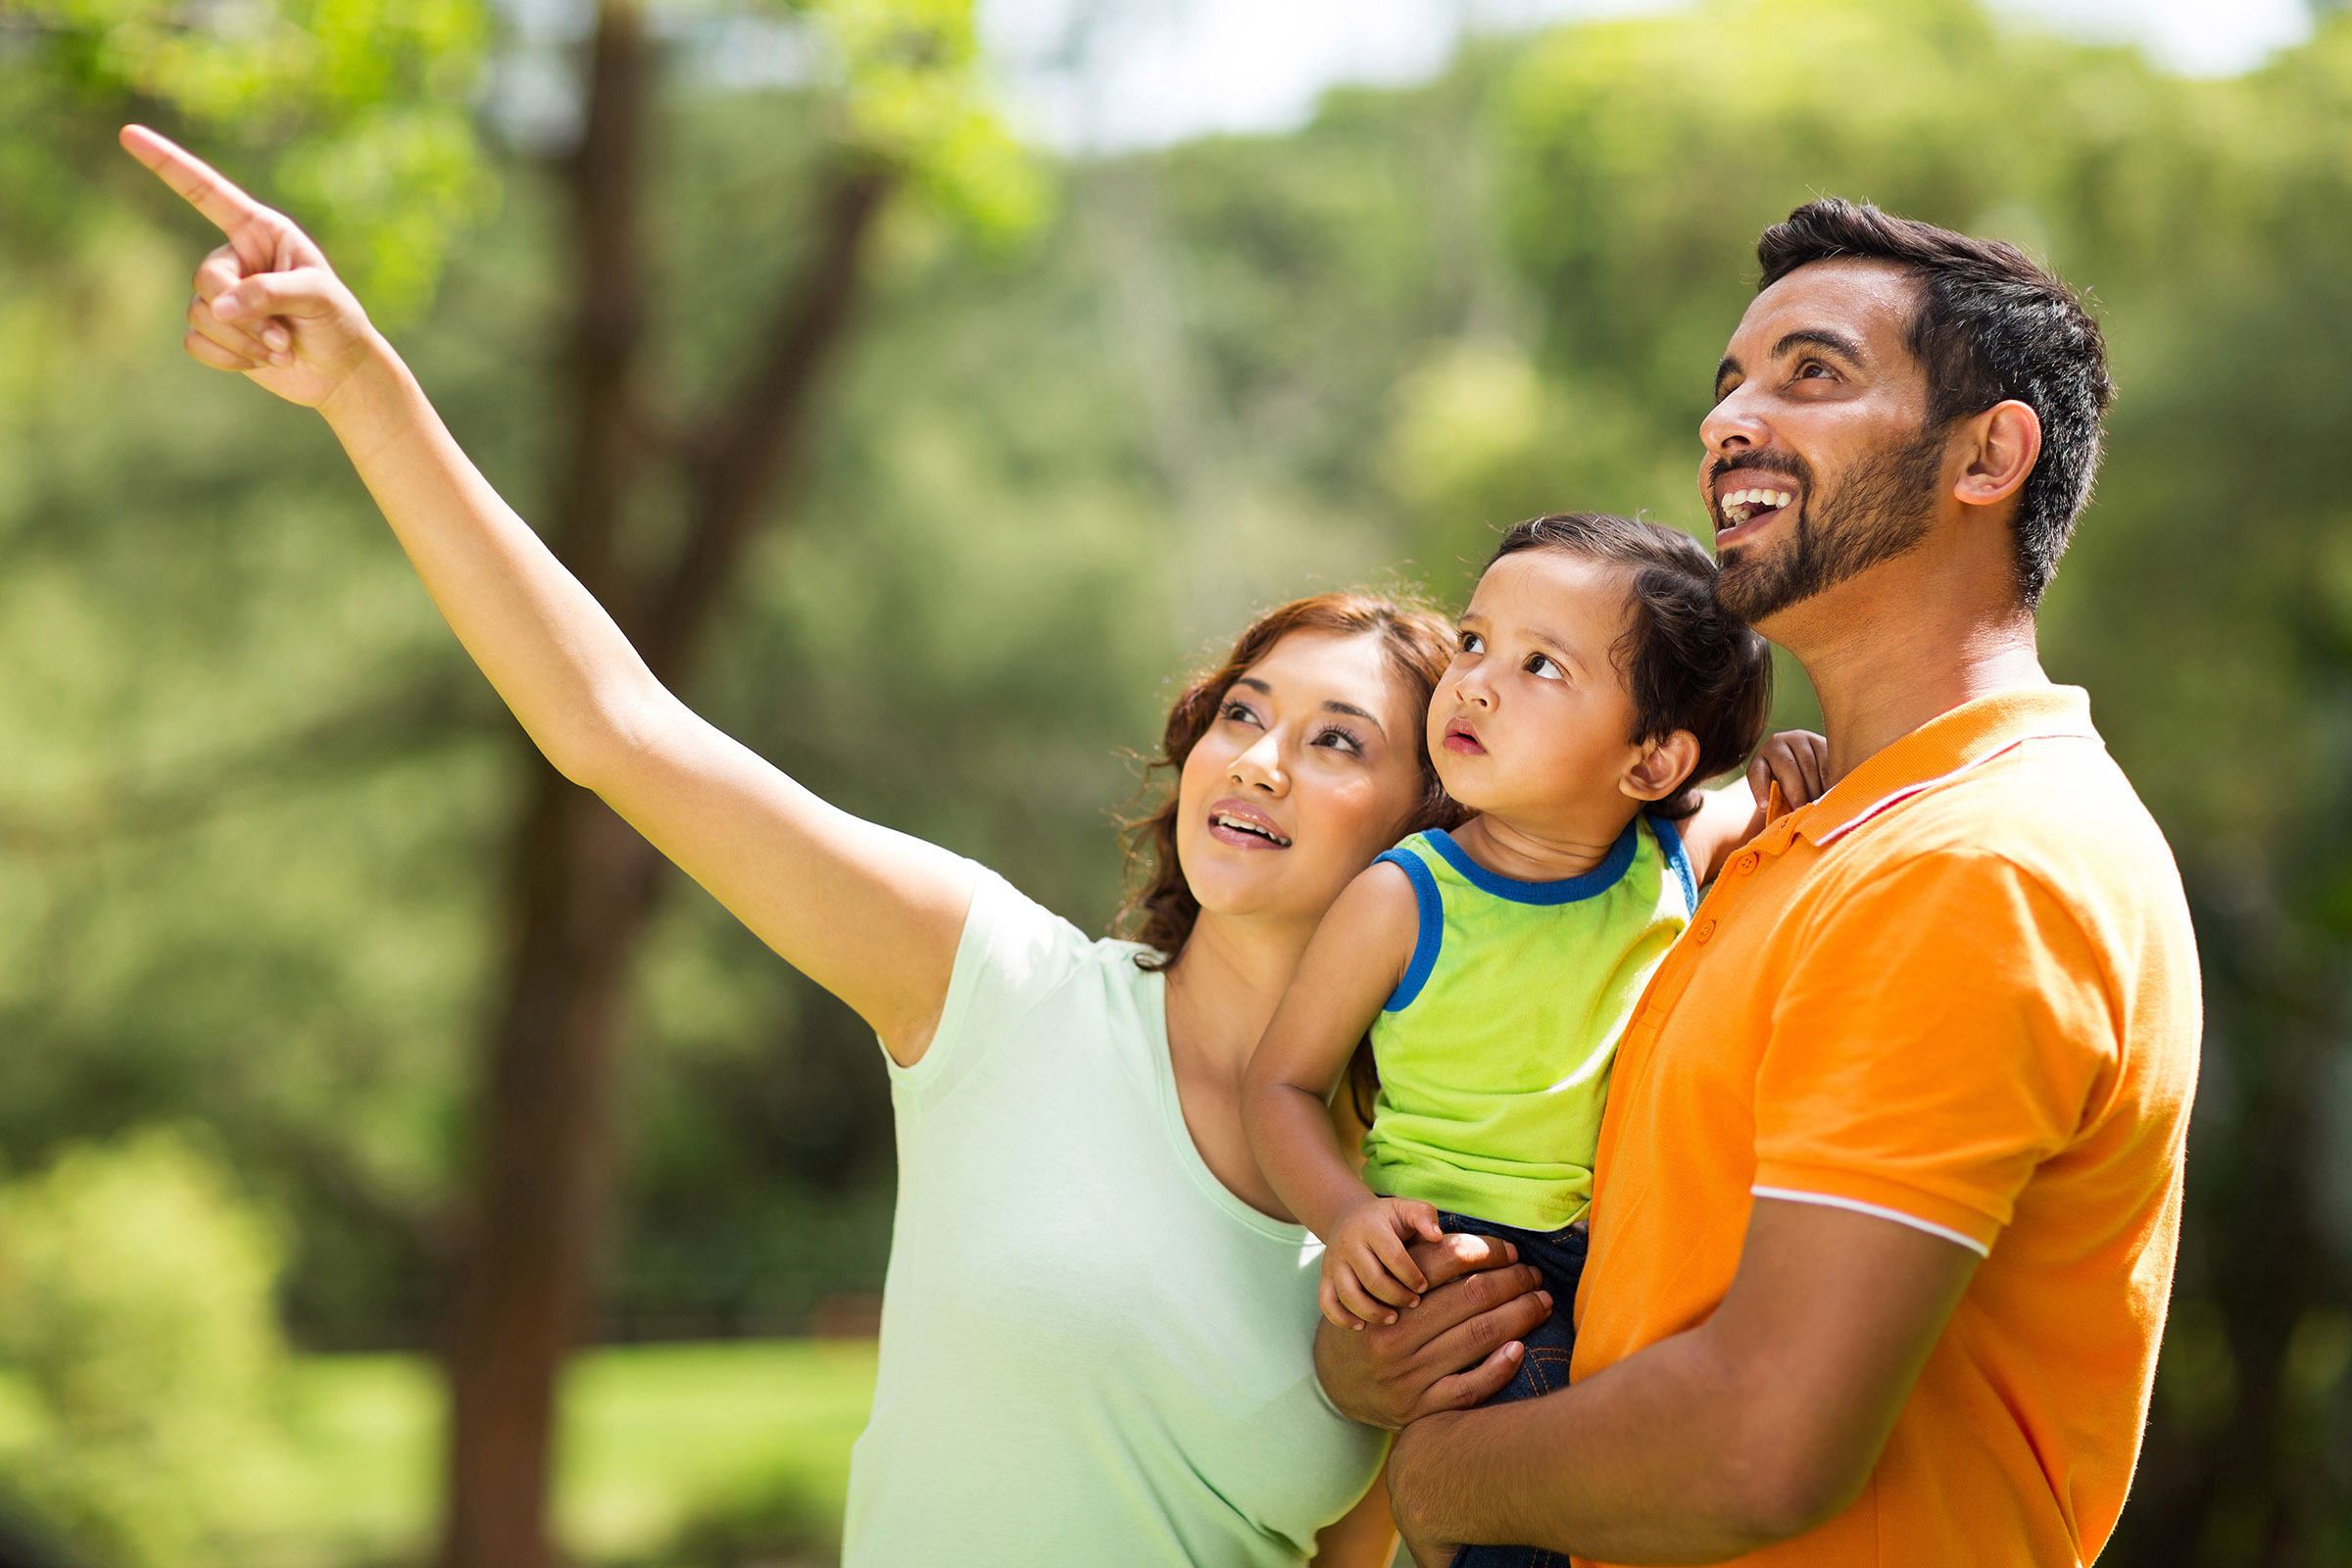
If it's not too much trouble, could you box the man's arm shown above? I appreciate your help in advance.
[1387,1198,1979,1565]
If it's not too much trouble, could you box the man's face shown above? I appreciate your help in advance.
[1700,260,1951,628]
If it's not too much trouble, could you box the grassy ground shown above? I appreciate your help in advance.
[237,1340,880,1567]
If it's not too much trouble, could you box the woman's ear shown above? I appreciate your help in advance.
[1623,730,1700,804]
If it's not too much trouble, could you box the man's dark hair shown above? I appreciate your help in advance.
[1756,198,2113,607]
[1488,513,1772,818]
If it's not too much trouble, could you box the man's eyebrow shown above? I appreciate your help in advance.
[1716,327,1869,395]
[1770,326,1868,366]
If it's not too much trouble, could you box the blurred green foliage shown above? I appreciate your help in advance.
[4,0,2352,1559]
[0,1129,288,1567]
[3,0,495,321]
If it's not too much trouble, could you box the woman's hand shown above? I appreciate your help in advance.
[121,124,381,411]
[119,126,976,1066]
[1322,1196,1447,1328]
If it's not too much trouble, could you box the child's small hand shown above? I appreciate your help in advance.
[1747,729,1829,815]
[1318,1197,1446,1329]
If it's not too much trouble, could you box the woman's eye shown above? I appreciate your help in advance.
[1220,700,1262,726]
[1313,727,1364,756]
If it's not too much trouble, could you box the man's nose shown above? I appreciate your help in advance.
[1699,378,1769,458]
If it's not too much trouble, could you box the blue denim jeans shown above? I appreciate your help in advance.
[1436,1209,1589,1568]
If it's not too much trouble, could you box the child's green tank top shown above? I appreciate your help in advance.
[1362,814,1697,1231]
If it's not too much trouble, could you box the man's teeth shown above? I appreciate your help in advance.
[1212,811,1290,846]
[1719,487,1795,524]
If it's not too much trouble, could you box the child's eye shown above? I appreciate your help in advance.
[1459,631,1484,654]
[1526,654,1564,681]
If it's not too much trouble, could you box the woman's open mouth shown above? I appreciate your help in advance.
[1206,802,1293,849]
[1716,484,1796,545]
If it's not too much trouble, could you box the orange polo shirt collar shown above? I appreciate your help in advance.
[1774,684,2100,853]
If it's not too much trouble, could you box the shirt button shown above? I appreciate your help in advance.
[1734,853,1759,875]
[1692,919,1716,945]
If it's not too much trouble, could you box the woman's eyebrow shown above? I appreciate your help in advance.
[1234,676,1386,738]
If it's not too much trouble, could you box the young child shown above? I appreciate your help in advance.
[1245,514,1818,1557]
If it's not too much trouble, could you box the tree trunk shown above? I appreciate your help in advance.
[434,3,891,1565]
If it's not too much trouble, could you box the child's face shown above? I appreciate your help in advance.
[1431,550,1653,827]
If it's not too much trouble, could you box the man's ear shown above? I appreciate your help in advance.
[1623,730,1700,804]
[1954,399,2041,510]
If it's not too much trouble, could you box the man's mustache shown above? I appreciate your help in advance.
[1707,451,1812,490]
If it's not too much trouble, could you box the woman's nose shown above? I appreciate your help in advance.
[1229,731,1288,793]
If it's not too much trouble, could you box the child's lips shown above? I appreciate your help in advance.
[1443,719,1485,756]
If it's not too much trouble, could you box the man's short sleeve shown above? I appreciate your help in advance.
[1751,849,2120,1254]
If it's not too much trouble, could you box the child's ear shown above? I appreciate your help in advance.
[1622,730,1700,804]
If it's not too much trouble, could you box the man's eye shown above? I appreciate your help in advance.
[1794,361,1833,380]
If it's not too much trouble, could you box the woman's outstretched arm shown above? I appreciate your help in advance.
[123,125,973,1064]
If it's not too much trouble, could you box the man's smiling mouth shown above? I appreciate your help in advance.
[1718,485,1795,528]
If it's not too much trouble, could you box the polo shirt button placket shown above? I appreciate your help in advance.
[1734,852,1759,876]
[1692,919,1716,945]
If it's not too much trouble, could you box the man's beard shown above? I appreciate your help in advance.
[1714,422,1949,625]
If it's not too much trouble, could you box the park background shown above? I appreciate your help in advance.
[1,0,2348,1563]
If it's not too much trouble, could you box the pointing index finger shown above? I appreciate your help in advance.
[120,124,267,237]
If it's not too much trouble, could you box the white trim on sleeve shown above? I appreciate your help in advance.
[1750,1186,1991,1257]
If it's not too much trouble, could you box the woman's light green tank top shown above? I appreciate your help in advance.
[1362,814,1697,1231]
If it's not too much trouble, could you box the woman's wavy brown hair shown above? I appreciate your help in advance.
[1119,588,1465,968]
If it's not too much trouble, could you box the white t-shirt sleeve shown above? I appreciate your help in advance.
[886,864,1100,1102]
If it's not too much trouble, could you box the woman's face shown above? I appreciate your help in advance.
[1174,628,1428,932]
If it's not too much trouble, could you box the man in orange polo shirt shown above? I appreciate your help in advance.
[1317,199,2199,1566]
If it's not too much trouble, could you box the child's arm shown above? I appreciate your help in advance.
[122,127,974,1066]
[1245,860,1441,1329]
[1678,729,1829,885]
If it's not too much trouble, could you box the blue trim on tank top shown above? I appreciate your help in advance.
[1374,847,1446,1012]
[1419,816,1641,906]
[1647,810,1698,917]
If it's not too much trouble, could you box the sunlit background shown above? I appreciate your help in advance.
[1,0,2347,1563]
